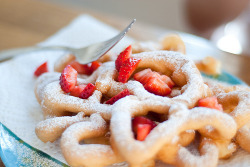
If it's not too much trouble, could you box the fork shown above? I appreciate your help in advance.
[0,19,136,64]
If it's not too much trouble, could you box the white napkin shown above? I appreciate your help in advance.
[0,14,249,167]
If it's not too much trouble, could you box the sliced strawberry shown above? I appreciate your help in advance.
[89,61,101,73]
[34,61,48,77]
[69,61,91,75]
[134,69,175,91]
[105,89,130,105]
[132,116,157,133]
[137,124,151,141]
[70,84,86,97]
[115,45,132,71]
[159,75,175,88]
[69,61,101,75]
[79,83,96,99]
[148,71,175,88]
[60,65,77,93]
[198,96,223,111]
[144,77,171,96]
[118,58,141,83]
[217,104,223,111]
[134,69,153,85]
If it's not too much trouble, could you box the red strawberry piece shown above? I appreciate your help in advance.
[69,61,91,75]
[34,61,48,77]
[118,58,141,83]
[79,83,96,99]
[132,116,157,133]
[133,69,153,85]
[137,124,151,141]
[198,96,223,111]
[144,77,171,96]
[148,71,175,88]
[70,84,86,97]
[89,61,101,73]
[60,65,77,93]
[134,69,175,90]
[105,89,130,105]
[115,45,132,71]
[159,75,175,88]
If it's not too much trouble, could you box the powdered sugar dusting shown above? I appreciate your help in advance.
[205,125,214,133]
[37,112,85,130]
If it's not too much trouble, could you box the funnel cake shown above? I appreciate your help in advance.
[132,34,186,54]
[237,122,250,152]
[131,34,222,76]
[35,51,208,119]
[200,80,250,156]
[34,43,249,167]
[111,103,236,166]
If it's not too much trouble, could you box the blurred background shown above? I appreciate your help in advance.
[0,0,249,85]
[45,0,250,56]
[45,0,188,32]
[1,0,249,56]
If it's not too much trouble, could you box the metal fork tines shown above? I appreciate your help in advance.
[72,19,136,64]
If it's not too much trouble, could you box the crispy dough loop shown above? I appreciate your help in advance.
[201,80,250,155]
[41,81,106,118]
[236,122,250,153]
[161,34,186,54]
[35,112,86,143]
[37,51,208,119]
[195,56,221,76]
[132,41,161,54]
[34,72,60,104]
[130,51,208,107]
[213,139,237,159]
[204,78,250,95]
[157,130,195,165]
[218,91,250,129]
[199,91,250,138]
[110,103,237,166]
[132,34,186,55]
[176,138,219,167]
[60,114,123,167]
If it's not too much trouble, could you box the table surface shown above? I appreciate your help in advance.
[0,0,249,166]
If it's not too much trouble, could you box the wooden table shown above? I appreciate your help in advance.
[0,0,249,166]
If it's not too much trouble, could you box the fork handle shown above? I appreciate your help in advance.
[0,46,71,62]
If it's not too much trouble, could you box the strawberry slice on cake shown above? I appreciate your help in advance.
[70,84,87,97]
[69,61,91,75]
[34,61,48,77]
[134,69,175,96]
[132,116,157,141]
[105,89,131,105]
[60,65,96,99]
[60,65,78,93]
[115,45,141,83]
[198,96,223,111]
[69,61,101,75]
[115,45,132,71]
[118,58,141,83]
[79,83,96,99]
